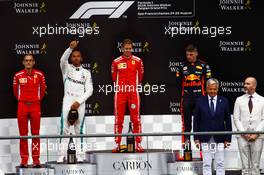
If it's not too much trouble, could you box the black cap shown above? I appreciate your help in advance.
[67,109,79,125]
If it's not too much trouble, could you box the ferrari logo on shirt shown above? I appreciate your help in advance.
[118,63,127,69]
[19,78,27,84]
[34,74,37,83]
[132,60,135,65]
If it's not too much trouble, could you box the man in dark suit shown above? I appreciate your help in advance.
[194,78,232,175]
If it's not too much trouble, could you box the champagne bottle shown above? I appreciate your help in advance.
[184,140,192,161]
[126,122,135,153]
[67,133,77,164]
[178,148,185,161]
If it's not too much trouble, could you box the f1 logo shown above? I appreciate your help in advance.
[70,1,134,19]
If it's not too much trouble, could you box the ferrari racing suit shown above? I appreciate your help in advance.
[111,55,144,146]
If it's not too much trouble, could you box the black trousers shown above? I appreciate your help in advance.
[181,95,200,141]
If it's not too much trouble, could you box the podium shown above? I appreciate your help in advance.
[85,149,202,175]
[16,150,203,175]
[86,149,172,175]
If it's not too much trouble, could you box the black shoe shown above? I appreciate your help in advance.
[20,164,28,168]
[33,164,42,168]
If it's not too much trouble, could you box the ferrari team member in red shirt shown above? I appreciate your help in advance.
[111,39,144,152]
[13,54,46,168]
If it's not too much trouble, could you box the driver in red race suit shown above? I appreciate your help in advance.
[111,39,144,153]
[176,44,212,159]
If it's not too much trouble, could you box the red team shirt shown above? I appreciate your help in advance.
[13,69,46,102]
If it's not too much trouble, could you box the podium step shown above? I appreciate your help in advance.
[16,165,54,175]
[86,149,173,175]
[168,161,203,175]
[48,161,96,175]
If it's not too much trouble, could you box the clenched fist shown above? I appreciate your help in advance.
[71,101,80,110]
[69,40,79,49]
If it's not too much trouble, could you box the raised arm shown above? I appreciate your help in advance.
[60,41,79,75]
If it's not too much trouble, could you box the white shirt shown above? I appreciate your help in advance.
[60,48,93,104]
[208,95,217,112]
[233,92,264,137]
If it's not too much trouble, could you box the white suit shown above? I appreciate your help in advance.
[233,92,264,175]
[59,47,93,157]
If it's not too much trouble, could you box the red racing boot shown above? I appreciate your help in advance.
[112,143,120,153]
[136,142,144,153]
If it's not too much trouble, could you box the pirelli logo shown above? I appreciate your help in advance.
[70,1,134,19]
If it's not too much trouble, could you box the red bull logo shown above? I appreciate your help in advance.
[185,74,200,81]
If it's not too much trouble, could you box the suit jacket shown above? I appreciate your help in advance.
[194,95,232,143]
[233,92,264,138]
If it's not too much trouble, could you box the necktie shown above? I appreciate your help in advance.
[248,95,253,113]
[210,97,215,116]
